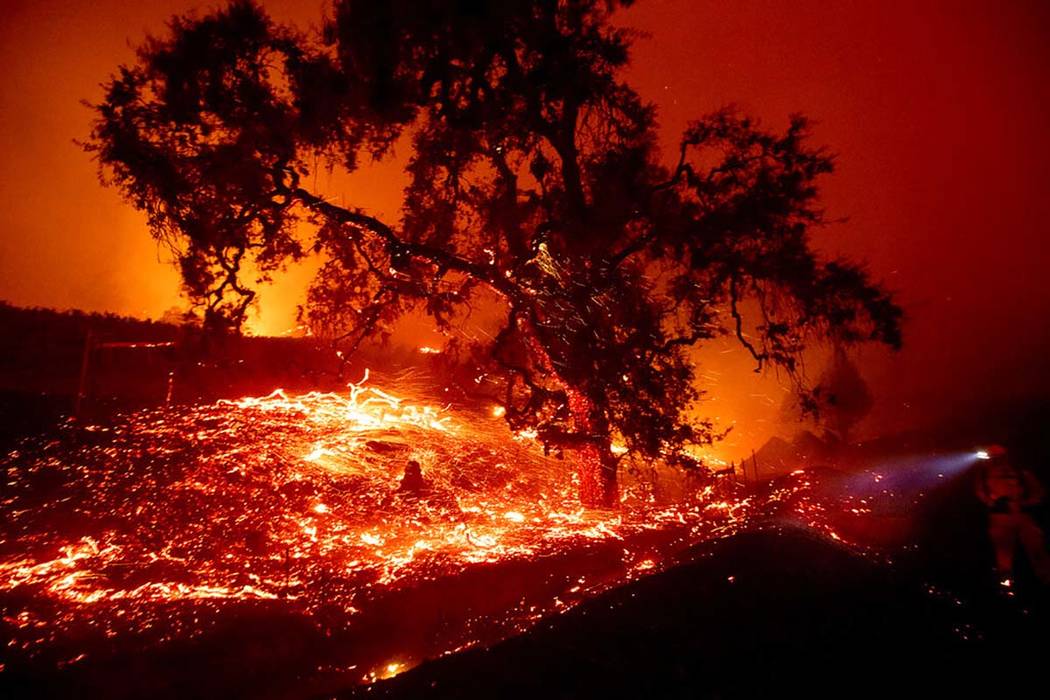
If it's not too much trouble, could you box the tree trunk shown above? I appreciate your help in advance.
[521,320,618,507]
[567,387,618,508]
[597,448,619,508]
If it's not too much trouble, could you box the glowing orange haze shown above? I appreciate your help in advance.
[1,0,1049,452]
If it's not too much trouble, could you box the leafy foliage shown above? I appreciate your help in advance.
[87,0,902,504]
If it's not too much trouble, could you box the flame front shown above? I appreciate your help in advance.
[0,370,819,685]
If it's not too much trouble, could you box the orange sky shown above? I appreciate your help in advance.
[2,0,1049,446]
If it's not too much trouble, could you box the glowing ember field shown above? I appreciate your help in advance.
[0,371,824,689]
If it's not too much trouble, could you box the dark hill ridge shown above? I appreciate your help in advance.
[0,301,419,446]
[339,528,1040,699]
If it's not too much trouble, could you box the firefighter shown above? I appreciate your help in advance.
[975,444,1050,586]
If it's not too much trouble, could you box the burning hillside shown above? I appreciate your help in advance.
[0,370,824,693]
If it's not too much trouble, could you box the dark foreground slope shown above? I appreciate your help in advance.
[340,528,1045,699]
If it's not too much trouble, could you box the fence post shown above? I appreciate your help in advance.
[74,330,93,419]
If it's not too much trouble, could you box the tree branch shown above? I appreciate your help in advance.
[730,275,766,372]
[290,186,525,303]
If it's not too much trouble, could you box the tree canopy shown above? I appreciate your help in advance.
[87,0,902,505]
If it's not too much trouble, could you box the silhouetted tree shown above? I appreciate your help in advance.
[818,344,874,444]
[781,343,874,445]
[159,306,200,327]
[86,0,902,506]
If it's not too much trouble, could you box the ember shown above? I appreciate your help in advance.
[0,371,819,686]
